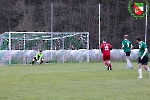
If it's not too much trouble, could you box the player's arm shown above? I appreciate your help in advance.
[35,53,39,59]
[130,41,133,50]
[101,48,103,53]
[121,43,124,49]
[100,44,103,53]
[39,54,43,60]
[130,44,133,50]
[110,45,112,51]
[110,48,112,51]
[141,48,148,59]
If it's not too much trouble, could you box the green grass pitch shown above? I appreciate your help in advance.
[0,61,150,100]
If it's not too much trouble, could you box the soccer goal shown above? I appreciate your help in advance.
[0,32,89,65]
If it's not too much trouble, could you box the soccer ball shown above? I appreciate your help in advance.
[37,60,40,62]
[37,60,40,64]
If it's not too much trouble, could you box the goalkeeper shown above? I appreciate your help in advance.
[31,50,44,65]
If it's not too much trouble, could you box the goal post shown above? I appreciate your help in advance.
[0,32,89,65]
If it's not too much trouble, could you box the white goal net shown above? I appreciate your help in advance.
[0,32,89,65]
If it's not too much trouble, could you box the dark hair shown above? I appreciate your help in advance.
[124,35,128,39]
[136,36,142,41]
[39,50,42,52]
[102,37,106,41]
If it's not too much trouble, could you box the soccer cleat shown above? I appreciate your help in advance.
[125,67,130,70]
[31,62,34,65]
[130,66,133,69]
[138,76,143,79]
[126,66,133,70]
[107,66,112,70]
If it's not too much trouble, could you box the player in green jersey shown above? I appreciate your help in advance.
[31,50,44,65]
[121,35,133,69]
[136,36,150,78]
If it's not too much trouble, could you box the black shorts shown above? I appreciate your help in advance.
[138,56,148,65]
[33,57,43,61]
[125,52,131,56]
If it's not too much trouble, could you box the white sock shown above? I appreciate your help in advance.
[147,67,150,73]
[127,60,132,67]
[126,61,129,67]
[129,60,132,67]
[138,68,142,77]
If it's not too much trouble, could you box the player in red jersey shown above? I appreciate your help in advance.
[100,37,112,70]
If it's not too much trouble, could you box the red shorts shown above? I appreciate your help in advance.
[103,55,110,61]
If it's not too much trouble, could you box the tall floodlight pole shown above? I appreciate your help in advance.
[50,3,53,59]
[51,3,53,33]
[145,4,148,43]
[99,4,101,61]
[99,4,101,47]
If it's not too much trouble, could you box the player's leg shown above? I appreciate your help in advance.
[126,57,132,69]
[103,55,112,70]
[108,60,112,70]
[143,65,150,77]
[31,57,37,65]
[104,61,110,70]
[138,57,143,78]
[125,52,129,69]
[103,56,109,70]
[104,61,109,66]
[40,58,44,64]
[107,55,112,70]
[142,56,150,77]
[125,52,133,69]
[103,56,108,65]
